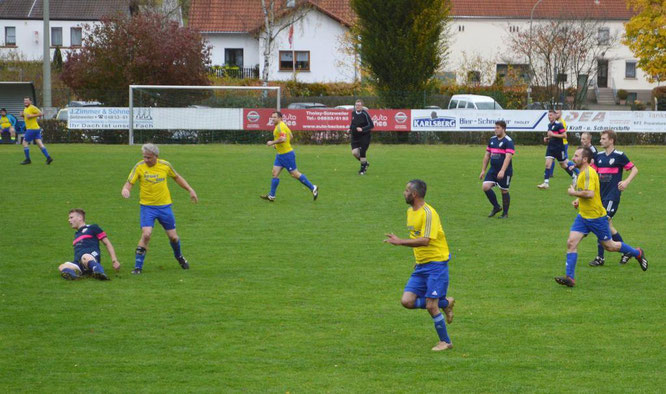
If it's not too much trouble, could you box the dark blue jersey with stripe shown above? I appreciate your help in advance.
[73,224,106,262]
[486,135,515,172]
[547,121,565,148]
[593,150,633,201]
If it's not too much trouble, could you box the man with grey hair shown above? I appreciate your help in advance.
[384,179,456,351]
[122,143,198,274]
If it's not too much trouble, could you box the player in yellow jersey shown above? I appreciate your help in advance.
[260,111,318,202]
[554,147,647,287]
[121,144,198,274]
[20,97,53,165]
[384,179,455,351]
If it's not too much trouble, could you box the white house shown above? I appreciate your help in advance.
[189,0,357,83]
[0,0,130,61]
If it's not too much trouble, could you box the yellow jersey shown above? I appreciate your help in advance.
[560,117,568,145]
[23,105,41,130]
[0,115,12,129]
[127,159,178,206]
[406,202,450,264]
[576,166,606,219]
[273,121,293,154]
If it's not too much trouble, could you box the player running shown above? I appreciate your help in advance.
[122,143,198,274]
[537,109,577,189]
[479,120,514,218]
[59,209,120,280]
[588,130,640,268]
[20,97,53,165]
[348,99,374,175]
[384,179,456,351]
[554,147,647,287]
[260,111,318,202]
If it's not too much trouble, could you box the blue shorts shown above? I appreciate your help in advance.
[570,214,612,241]
[546,144,567,162]
[274,151,297,172]
[24,129,43,142]
[602,199,620,218]
[1,127,11,132]
[73,248,101,274]
[140,204,176,230]
[404,260,449,299]
[484,168,512,190]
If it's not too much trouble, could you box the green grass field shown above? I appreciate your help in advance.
[1,143,664,392]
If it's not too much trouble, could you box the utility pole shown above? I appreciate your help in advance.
[42,0,52,108]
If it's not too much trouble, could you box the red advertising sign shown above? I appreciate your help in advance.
[243,109,411,132]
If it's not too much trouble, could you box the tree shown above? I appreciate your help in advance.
[351,0,451,108]
[508,16,617,109]
[623,0,666,84]
[61,12,211,106]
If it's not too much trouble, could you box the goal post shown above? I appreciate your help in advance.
[128,85,281,145]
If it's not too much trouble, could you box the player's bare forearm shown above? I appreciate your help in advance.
[175,175,198,203]
[121,182,133,198]
[481,153,490,171]
[102,238,120,270]
[500,153,513,173]
[384,234,430,247]
[624,166,638,185]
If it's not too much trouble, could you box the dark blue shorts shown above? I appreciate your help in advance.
[24,129,43,142]
[602,199,620,218]
[73,249,101,274]
[140,204,176,230]
[484,168,512,190]
[404,260,449,299]
[570,214,612,241]
[546,144,567,162]
[274,151,297,172]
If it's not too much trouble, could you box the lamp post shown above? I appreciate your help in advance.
[528,0,545,105]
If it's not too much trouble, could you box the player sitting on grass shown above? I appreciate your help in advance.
[59,209,120,280]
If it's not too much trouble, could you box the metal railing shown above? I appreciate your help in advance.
[208,66,259,79]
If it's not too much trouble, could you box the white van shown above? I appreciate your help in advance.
[448,94,503,110]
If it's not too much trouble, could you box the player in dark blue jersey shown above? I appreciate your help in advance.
[537,110,578,189]
[480,120,514,218]
[588,130,642,269]
[58,209,121,280]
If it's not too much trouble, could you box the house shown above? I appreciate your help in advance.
[0,0,130,61]
[189,0,356,83]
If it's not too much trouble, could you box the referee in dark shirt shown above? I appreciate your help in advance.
[349,99,374,174]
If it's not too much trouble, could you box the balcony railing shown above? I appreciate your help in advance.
[209,66,259,79]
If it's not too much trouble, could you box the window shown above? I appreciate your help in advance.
[51,27,62,46]
[5,26,16,46]
[625,61,636,78]
[224,48,243,68]
[457,100,467,109]
[598,27,609,45]
[509,26,519,33]
[286,0,295,7]
[467,70,481,84]
[458,25,465,32]
[557,73,568,83]
[71,27,82,46]
[466,101,475,109]
[279,50,310,71]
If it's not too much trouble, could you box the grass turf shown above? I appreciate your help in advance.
[0,143,664,392]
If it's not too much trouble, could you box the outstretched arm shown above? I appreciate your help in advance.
[384,233,430,247]
[101,237,120,271]
[174,174,198,203]
[121,182,133,198]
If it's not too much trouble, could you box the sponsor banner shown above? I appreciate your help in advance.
[562,110,666,133]
[68,107,242,130]
[242,109,411,131]
[411,110,550,131]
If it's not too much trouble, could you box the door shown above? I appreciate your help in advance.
[597,59,608,88]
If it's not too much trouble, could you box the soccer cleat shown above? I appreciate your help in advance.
[60,271,79,280]
[554,276,575,287]
[46,157,53,165]
[442,297,455,324]
[588,256,605,267]
[91,267,109,281]
[312,185,318,201]
[498,214,509,219]
[431,341,453,351]
[488,206,502,217]
[20,159,31,165]
[635,248,648,271]
[537,182,549,189]
[619,253,631,265]
[260,194,275,202]
[131,268,143,274]
[177,255,190,270]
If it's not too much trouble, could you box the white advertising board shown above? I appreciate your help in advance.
[68,107,243,130]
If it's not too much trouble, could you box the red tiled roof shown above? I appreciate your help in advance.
[189,0,353,33]
[189,0,633,33]
[0,0,129,20]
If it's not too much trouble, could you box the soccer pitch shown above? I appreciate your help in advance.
[1,143,664,392]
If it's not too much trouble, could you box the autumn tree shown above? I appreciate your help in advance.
[351,0,451,108]
[623,0,666,83]
[61,12,211,106]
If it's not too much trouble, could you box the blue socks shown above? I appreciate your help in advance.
[597,241,605,258]
[619,242,639,257]
[135,247,146,269]
[502,193,510,215]
[485,190,500,209]
[170,239,182,258]
[298,174,314,191]
[432,313,450,343]
[414,297,449,309]
[269,177,279,196]
[566,252,578,279]
[24,147,30,160]
[41,147,50,158]
[88,260,105,274]
[61,268,79,280]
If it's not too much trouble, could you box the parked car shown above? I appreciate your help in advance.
[287,102,328,109]
[335,105,368,111]
[448,94,503,110]
[56,101,104,122]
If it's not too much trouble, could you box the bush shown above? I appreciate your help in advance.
[617,89,629,100]
[652,86,666,110]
